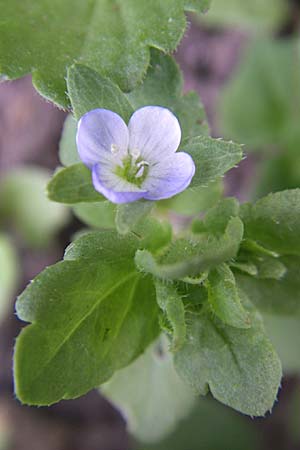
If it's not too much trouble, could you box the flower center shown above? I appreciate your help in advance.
[113,146,149,186]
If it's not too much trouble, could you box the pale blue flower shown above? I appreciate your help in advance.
[76,106,195,204]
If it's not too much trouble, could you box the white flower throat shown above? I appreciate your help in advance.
[111,143,149,185]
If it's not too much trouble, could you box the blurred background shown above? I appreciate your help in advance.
[1,1,300,449]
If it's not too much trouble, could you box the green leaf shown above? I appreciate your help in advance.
[0,233,19,321]
[203,0,288,32]
[115,201,154,235]
[254,256,287,280]
[47,164,104,204]
[68,49,209,140]
[174,304,282,416]
[235,256,300,316]
[0,0,209,107]
[102,338,195,443]
[155,281,186,351]
[0,167,69,248]
[67,64,134,121]
[192,197,239,234]
[229,261,258,277]
[135,217,243,280]
[14,231,159,405]
[241,189,300,256]
[207,264,251,329]
[59,115,81,167]
[73,201,116,229]
[220,38,300,148]
[134,217,172,253]
[159,181,222,216]
[183,136,243,188]
[128,49,209,140]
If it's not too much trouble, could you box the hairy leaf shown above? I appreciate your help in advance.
[135,217,243,280]
[116,201,154,235]
[14,231,159,405]
[0,0,210,107]
[67,64,134,121]
[207,264,250,328]
[184,136,243,188]
[174,305,282,416]
[241,190,300,256]
[235,256,300,316]
[47,164,104,204]
[128,49,209,139]
[155,281,186,351]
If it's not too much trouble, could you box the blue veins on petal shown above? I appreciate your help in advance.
[76,106,195,204]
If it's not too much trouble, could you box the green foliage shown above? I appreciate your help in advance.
[241,190,300,256]
[0,0,210,107]
[102,338,195,443]
[235,256,300,316]
[207,264,251,328]
[193,197,239,234]
[133,217,172,253]
[0,167,69,248]
[14,231,159,405]
[184,136,243,188]
[47,164,104,204]
[220,38,300,149]
[59,115,81,167]
[67,50,208,138]
[115,201,153,235]
[0,234,19,321]
[155,281,186,351]
[136,217,243,279]
[203,0,288,32]
[73,202,116,229]
[159,181,222,216]
[67,64,134,121]
[174,303,282,416]
[128,49,209,139]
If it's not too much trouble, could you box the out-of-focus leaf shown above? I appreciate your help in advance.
[220,39,300,149]
[102,338,195,443]
[203,0,288,32]
[0,167,69,248]
[0,234,19,321]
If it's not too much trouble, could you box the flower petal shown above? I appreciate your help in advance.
[92,164,147,204]
[77,109,129,169]
[142,152,195,200]
[128,106,181,163]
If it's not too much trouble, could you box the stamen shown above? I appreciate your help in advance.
[136,160,149,168]
[130,148,141,160]
[135,166,145,178]
[135,160,149,179]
